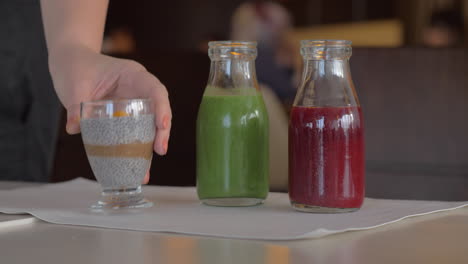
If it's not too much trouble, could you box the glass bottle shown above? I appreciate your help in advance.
[289,40,365,213]
[196,41,269,206]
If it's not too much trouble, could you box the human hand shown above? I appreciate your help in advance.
[48,45,172,183]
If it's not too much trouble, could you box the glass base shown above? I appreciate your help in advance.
[91,186,153,211]
[291,201,359,213]
[202,198,264,207]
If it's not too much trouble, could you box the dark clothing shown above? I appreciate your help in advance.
[0,1,61,182]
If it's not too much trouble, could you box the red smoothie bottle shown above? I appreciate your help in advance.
[289,40,365,213]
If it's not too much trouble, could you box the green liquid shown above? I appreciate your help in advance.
[196,91,269,201]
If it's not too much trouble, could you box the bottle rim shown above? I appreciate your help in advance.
[301,39,352,47]
[209,40,257,49]
[81,98,151,106]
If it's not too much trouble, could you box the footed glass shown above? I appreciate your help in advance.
[80,98,154,210]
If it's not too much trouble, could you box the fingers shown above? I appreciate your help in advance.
[152,85,172,156]
[66,103,81,134]
[123,70,172,156]
[143,171,150,184]
[142,158,152,184]
[109,62,172,156]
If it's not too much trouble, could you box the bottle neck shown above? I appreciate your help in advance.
[302,59,352,81]
[208,58,259,90]
[294,57,358,107]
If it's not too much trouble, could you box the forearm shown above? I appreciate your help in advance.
[40,0,108,54]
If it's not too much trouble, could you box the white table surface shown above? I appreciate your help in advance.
[0,181,467,264]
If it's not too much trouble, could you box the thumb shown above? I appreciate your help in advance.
[66,103,81,134]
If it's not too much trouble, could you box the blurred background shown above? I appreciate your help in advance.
[52,0,468,200]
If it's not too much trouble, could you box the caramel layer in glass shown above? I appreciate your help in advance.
[84,142,153,160]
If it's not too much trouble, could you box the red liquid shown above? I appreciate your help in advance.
[289,106,365,209]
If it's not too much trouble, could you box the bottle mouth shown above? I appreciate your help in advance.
[301,39,352,47]
[81,98,151,106]
[301,39,352,60]
[208,40,257,60]
[209,41,257,49]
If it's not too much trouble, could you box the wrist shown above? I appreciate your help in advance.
[48,43,100,73]
[49,40,100,59]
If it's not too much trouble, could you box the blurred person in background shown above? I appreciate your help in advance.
[423,8,465,47]
[231,0,294,190]
[0,0,171,182]
[231,0,297,105]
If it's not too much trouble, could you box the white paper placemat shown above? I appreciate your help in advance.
[0,178,466,240]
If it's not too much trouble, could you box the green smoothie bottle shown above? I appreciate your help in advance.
[196,41,269,206]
